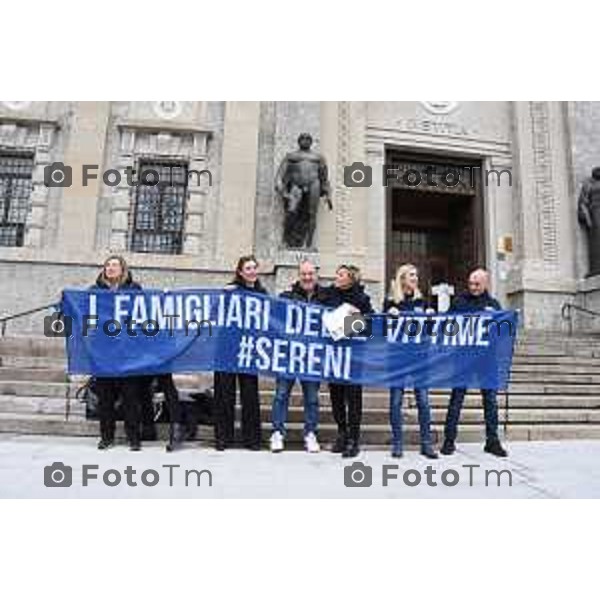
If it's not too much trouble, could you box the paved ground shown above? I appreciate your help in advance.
[0,434,598,498]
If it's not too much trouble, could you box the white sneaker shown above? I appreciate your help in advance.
[304,432,320,453]
[270,431,284,453]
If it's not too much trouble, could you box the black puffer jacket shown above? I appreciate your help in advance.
[280,281,327,304]
[451,290,502,312]
[321,282,373,314]
[90,270,142,291]
[224,276,269,295]
[383,293,429,313]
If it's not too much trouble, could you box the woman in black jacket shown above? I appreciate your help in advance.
[91,255,147,451]
[384,264,437,459]
[322,264,373,458]
[214,254,268,451]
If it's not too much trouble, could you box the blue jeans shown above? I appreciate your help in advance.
[443,388,499,443]
[390,388,433,452]
[272,377,319,437]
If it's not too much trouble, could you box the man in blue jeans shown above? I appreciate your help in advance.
[270,260,324,453]
[440,269,508,458]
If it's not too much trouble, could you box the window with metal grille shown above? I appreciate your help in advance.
[0,152,34,247]
[129,160,188,254]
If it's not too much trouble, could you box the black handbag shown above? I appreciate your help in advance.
[76,377,124,421]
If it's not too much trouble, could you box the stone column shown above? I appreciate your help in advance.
[509,101,577,329]
[319,102,370,282]
[216,101,261,268]
[56,101,111,254]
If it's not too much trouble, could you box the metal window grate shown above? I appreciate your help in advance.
[0,153,34,247]
[129,161,188,254]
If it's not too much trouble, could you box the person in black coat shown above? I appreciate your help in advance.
[91,255,147,451]
[440,268,508,457]
[321,264,373,458]
[214,254,267,451]
[384,264,437,459]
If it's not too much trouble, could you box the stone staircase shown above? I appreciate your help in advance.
[0,332,599,448]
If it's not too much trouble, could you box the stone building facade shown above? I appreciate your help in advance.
[0,101,598,333]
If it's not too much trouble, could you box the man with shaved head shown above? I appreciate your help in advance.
[270,259,325,453]
[440,268,508,457]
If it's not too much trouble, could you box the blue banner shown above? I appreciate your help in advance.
[61,288,518,389]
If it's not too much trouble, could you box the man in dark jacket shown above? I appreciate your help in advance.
[440,268,508,457]
[270,259,326,453]
[321,264,373,458]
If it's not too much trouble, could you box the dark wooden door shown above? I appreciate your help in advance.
[387,188,482,299]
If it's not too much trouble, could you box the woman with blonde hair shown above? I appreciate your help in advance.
[321,263,373,458]
[91,255,147,451]
[384,263,437,459]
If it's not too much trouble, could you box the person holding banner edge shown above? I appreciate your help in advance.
[440,268,508,457]
[321,264,373,458]
[213,255,267,451]
[384,264,438,459]
[91,255,147,451]
[270,259,325,453]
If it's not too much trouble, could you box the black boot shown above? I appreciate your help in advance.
[141,423,157,442]
[97,438,113,450]
[440,439,456,455]
[331,431,347,453]
[484,438,508,457]
[166,422,185,452]
[420,446,439,459]
[342,438,360,458]
[99,421,115,450]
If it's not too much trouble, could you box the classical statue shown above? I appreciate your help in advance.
[578,167,600,276]
[275,133,332,249]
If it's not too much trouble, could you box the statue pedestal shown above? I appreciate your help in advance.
[573,274,600,333]
[273,247,320,293]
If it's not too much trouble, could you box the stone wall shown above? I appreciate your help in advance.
[1,101,594,334]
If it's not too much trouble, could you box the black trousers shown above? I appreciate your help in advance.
[213,371,261,447]
[139,376,158,440]
[329,383,363,441]
[96,377,146,445]
[155,374,194,444]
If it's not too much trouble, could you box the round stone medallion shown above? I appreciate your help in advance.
[420,101,459,115]
[153,101,182,119]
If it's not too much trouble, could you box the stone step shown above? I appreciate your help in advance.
[515,347,600,358]
[510,373,600,384]
[1,395,596,425]
[6,365,600,386]
[0,412,437,445]
[510,364,600,375]
[2,389,599,412]
[0,367,69,383]
[4,378,600,406]
[0,355,67,369]
[513,355,600,366]
[0,336,65,358]
[0,412,598,445]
